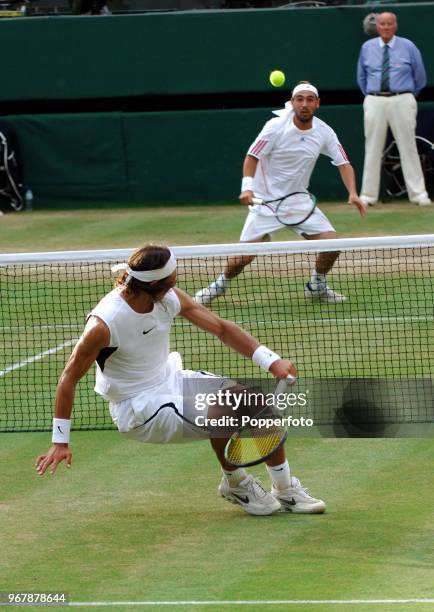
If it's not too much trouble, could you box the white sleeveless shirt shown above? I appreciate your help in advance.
[88,287,181,402]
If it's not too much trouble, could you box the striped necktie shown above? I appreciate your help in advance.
[381,44,390,92]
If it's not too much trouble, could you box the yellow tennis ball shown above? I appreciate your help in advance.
[269,70,286,88]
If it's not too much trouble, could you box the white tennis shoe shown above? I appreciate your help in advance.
[272,476,326,514]
[415,197,432,206]
[360,195,376,207]
[194,279,226,305]
[219,475,281,516]
[304,282,347,303]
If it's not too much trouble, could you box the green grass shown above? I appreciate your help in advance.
[1,200,434,609]
[1,434,434,610]
[0,200,433,252]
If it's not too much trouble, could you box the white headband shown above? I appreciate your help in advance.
[111,251,177,282]
[292,84,319,98]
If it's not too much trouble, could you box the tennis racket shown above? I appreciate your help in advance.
[224,376,295,468]
[251,191,317,227]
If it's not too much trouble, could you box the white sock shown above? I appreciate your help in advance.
[310,270,326,290]
[222,467,247,487]
[215,273,229,289]
[266,461,291,491]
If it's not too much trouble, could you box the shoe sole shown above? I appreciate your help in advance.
[220,492,281,516]
[304,291,347,304]
[278,501,326,514]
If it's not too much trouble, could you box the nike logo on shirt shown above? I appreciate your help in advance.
[142,327,155,335]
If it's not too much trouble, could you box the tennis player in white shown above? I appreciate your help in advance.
[195,81,366,306]
[35,244,326,516]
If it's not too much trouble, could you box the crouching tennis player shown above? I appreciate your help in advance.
[36,244,325,516]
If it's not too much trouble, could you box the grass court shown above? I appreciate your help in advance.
[1,201,434,610]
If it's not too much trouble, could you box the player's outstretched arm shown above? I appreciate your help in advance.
[35,317,110,476]
[176,288,296,380]
[338,163,366,217]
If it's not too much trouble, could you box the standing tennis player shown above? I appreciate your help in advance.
[36,244,325,516]
[195,81,366,305]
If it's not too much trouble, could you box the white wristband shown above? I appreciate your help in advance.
[252,345,281,372]
[52,418,71,444]
[241,176,254,192]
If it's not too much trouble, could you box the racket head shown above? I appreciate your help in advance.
[223,376,294,468]
[224,428,288,468]
[275,191,317,227]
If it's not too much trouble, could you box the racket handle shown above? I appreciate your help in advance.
[275,375,296,395]
[286,374,297,385]
[251,197,264,205]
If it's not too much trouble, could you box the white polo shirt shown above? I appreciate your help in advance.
[88,288,181,402]
[248,113,350,204]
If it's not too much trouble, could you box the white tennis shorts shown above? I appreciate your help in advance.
[239,199,335,242]
[109,352,234,444]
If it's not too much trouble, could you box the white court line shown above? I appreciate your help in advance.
[180,315,434,328]
[0,339,79,378]
[248,315,434,326]
[1,316,431,376]
[68,599,434,607]
[0,323,81,332]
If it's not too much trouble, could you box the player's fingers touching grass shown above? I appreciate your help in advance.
[36,445,72,476]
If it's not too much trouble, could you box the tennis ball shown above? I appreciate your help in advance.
[269,70,286,88]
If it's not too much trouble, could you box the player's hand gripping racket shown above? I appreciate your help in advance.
[224,376,296,468]
[251,191,317,227]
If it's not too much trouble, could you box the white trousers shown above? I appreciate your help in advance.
[361,94,429,203]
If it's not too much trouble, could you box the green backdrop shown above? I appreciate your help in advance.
[2,4,434,101]
[3,3,434,204]
[10,105,367,203]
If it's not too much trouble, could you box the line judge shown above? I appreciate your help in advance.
[357,11,431,207]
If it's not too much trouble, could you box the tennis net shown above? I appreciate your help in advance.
[1,235,434,433]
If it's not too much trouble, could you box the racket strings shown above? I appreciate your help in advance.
[275,192,317,226]
[226,426,285,465]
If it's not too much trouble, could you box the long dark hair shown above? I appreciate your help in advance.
[116,244,174,301]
